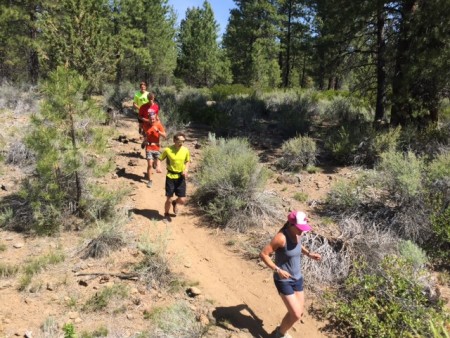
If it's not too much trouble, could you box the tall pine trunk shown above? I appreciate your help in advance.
[390,0,418,126]
[374,2,387,123]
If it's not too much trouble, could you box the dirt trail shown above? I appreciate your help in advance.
[118,120,327,338]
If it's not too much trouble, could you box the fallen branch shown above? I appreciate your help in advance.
[75,272,139,280]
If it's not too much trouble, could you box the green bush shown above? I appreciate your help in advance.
[82,284,128,312]
[210,84,254,101]
[264,92,317,136]
[354,127,402,165]
[326,178,363,210]
[326,256,448,337]
[322,96,369,123]
[377,151,424,200]
[398,240,428,268]
[277,135,317,171]
[194,136,282,231]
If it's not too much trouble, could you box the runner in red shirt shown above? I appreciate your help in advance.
[138,92,160,136]
[144,113,166,188]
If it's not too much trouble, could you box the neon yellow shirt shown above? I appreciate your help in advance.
[133,90,149,109]
[159,145,190,179]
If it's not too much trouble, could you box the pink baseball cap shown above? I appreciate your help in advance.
[287,211,311,232]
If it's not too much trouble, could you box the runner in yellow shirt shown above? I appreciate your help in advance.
[159,132,190,222]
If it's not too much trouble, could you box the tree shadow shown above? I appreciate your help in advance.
[212,303,271,338]
[119,151,143,159]
[130,208,164,221]
[117,169,144,183]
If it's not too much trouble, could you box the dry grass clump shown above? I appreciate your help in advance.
[145,301,204,338]
[81,219,126,259]
[134,232,176,290]
[302,215,398,289]
[6,140,35,167]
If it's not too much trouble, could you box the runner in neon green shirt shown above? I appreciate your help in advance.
[159,132,190,222]
[133,81,149,135]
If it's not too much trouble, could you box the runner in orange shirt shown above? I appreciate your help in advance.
[142,113,166,188]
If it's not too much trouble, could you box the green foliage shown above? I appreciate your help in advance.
[194,136,282,230]
[277,135,317,171]
[1,68,119,234]
[377,151,424,200]
[293,192,308,203]
[326,178,362,210]
[83,284,128,312]
[223,1,279,87]
[398,240,428,269]
[324,122,374,165]
[326,256,448,337]
[0,242,6,252]
[40,0,115,92]
[63,323,77,338]
[210,84,254,101]
[176,2,231,87]
[265,91,317,136]
[146,302,203,337]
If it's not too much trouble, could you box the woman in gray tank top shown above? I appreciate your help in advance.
[260,211,321,338]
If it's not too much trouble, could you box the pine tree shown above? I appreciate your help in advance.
[113,0,177,86]
[176,0,232,87]
[0,0,44,83]
[223,0,280,88]
[24,67,111,233]
[39,0,115,92]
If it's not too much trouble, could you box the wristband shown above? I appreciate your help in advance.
[275,266,281,273]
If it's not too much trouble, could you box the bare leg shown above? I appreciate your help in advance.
[164,197,172,215]
[147,159,153,181]
[155,159,162,173]
[278,291,305,335]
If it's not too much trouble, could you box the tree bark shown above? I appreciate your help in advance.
[374,1,387,123]
[390,0,418,126]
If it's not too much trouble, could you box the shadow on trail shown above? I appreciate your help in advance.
[212,304,271,338]
[119,151,143,159]
[130,208,164,221]
[117,169,144,183]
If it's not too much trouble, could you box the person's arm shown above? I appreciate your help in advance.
[260,233,291,279]
[182,150,190,177]
[159,148,167,161]
[301,246,321,261]
[155,124,166,138]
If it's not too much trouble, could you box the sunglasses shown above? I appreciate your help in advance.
[176,139,185,143]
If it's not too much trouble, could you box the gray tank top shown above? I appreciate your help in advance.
[274,228,302,281]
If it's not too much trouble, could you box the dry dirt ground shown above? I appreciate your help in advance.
[0,115,353,337]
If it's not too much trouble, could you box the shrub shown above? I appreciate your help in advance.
[146,302,203,337]
[377,151,424,200]
[80,218,126,259]
[264,91,317,136]
[354,127,402,165]
[277,135,317,171]
[134,232,175,290]
[398,240,428,268]
[210,84,254,101]
[325,256,447,337]
[0,263,19,277]
[83,284,128,312]
[194,136,283,231]
[326,178,363,211]
[293,192,308,202]
[322,96,370,124]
